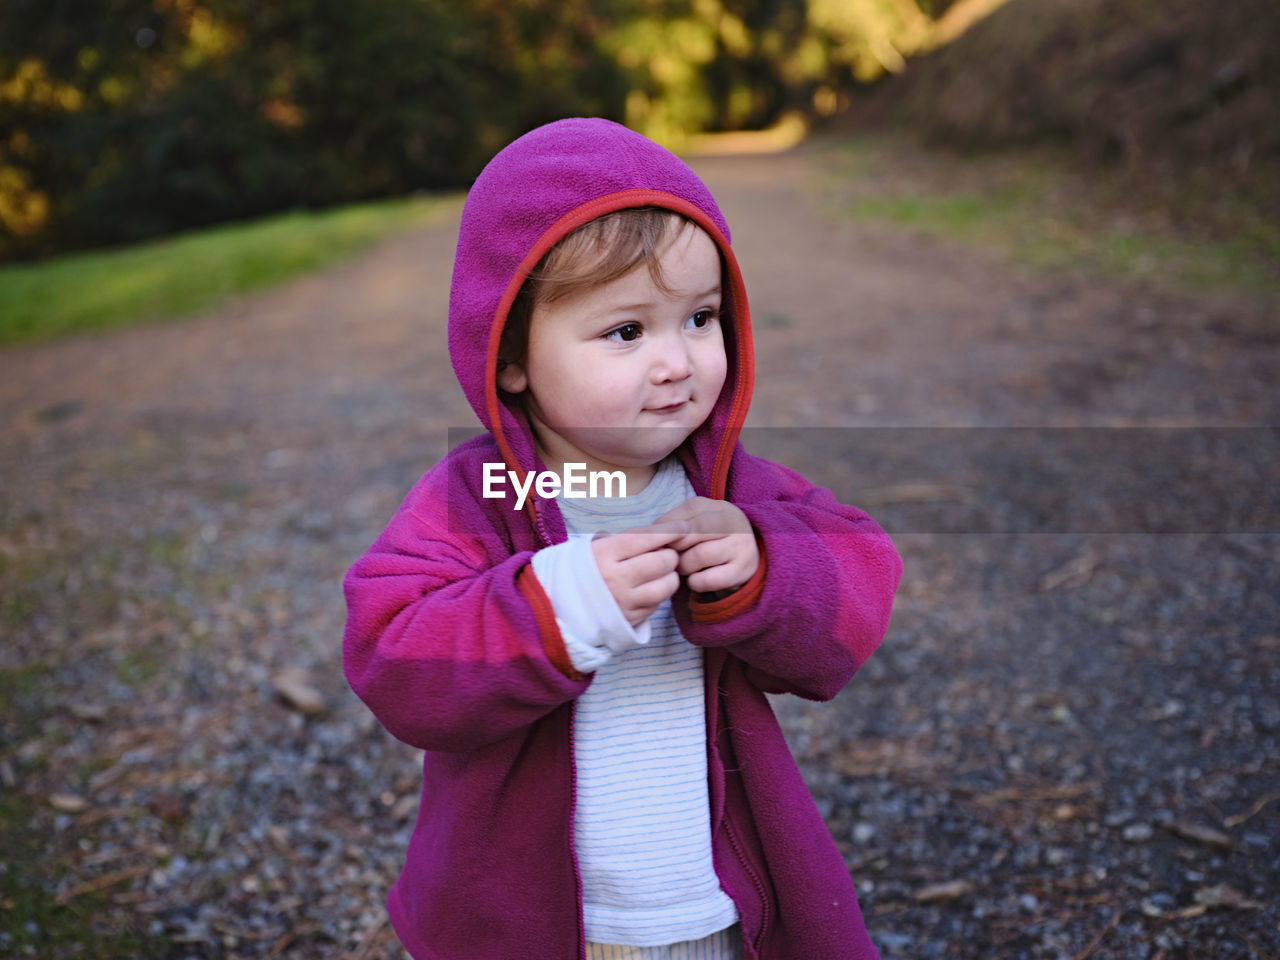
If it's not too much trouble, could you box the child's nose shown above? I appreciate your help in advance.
[651,334,692,382]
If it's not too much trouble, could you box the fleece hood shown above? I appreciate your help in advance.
[447,117,754,509]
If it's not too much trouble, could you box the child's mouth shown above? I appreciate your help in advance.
[647,401,688,415]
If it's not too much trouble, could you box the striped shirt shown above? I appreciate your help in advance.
[536,455,740,946]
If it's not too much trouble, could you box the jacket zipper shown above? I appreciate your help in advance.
[568,703,586,960]
[533,508,551,548]
[723,812,770,957]
[539,504,584,957]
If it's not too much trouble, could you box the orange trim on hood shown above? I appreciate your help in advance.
[484,188,755,528]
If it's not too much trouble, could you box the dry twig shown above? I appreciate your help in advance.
[56,865,148,905]
[1073,910,1122,960]
[1224,791,1280,828]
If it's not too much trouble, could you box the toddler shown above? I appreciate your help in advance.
[343,118,903,960]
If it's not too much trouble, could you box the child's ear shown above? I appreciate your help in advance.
[497,361,528,394]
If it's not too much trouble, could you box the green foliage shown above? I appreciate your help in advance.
[0,0,628,259]
[0,0,1010,259]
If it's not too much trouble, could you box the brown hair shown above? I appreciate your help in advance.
[497,207,698,378]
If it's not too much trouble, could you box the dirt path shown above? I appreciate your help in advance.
[2,140,1277,957]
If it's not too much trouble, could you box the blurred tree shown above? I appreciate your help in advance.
[604,0,811,144]
[0,0,998,259]
[605,0,982,147]
[0,0,187,256]
[0,0,629,258]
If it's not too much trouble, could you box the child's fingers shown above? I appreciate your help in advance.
[627,569,681,612]
[686,562,744,594]
[685,547,755,593]
[656,499,750,551]
[653,497,713,529]
[633,517,692,539]
[596,520,689,561]
[678,531,758,592]
[616,570,680,626]
[675,538,730,576]
[617,546,680,588]
[666,529,712,553]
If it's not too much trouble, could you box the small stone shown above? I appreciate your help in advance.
[1123,823,1154,843]
[876,932,913,951]
[69,703,108,723]
[150,792,187,824]
[203,822,222,853]
[17,741,44,765]
[1192,884,1264,910]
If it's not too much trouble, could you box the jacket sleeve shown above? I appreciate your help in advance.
[673,455,902,702]
[342,499,589,753]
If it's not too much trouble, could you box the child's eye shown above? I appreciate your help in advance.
[687,309,717,329]
[605,322,642,342]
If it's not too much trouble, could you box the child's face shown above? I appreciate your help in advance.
[498,223,727,482]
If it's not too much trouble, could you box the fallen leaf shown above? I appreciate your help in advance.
[858,481,965,506]
[272,670,327,716]
[1172,884,1266,917]
[392,794,419,821]
[49,793,89,813]
[1164,820,1233,849]
[1040,552,1097,591]
[267,824,291,850]
[914,879,974,903]
[1194,884,1263,909]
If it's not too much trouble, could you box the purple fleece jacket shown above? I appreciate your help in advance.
[342,118,903,960]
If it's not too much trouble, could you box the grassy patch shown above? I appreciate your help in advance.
[829,135,1280,294]
[0,662,157,955]
[0,663,50,714]
[0,796,162,958]
[0,194,452,348]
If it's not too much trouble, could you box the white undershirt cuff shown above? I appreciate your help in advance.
[530,535,652,673]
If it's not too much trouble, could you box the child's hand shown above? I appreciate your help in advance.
[590,521,689,627]
[657,498,759,595]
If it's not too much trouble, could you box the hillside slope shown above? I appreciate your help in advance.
[855,0,1279,218]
